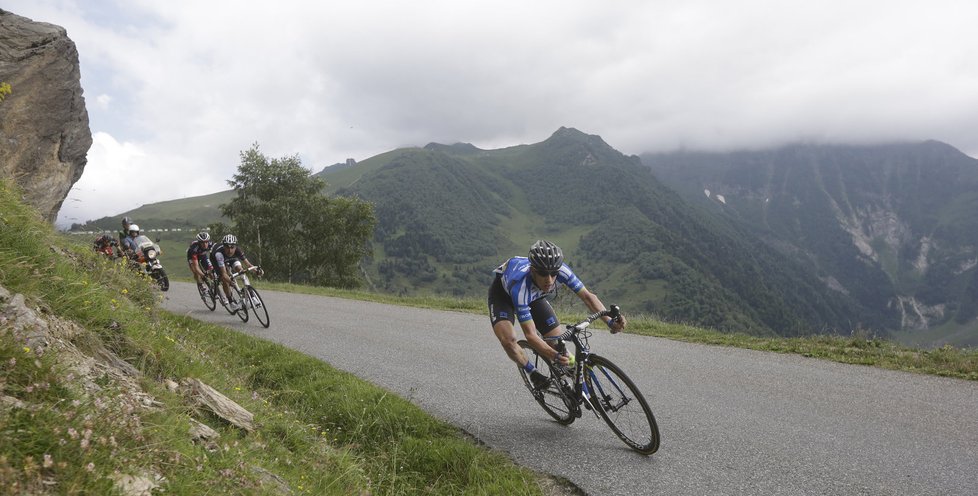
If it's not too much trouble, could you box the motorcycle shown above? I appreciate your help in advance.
[129,234,170,291]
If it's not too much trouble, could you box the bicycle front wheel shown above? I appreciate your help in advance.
[585,354,660,454]
[198,282,216,311]
[246,286,269,328]
[517,340,577,425]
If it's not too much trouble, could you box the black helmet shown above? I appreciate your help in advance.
[121,216,132,227]
[528,240,563,272]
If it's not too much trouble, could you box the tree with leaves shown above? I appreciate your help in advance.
[221,144,376,287]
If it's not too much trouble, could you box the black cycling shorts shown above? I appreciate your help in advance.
[487,274,560,333]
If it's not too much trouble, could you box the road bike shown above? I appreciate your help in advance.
[517,305,660,455]
[198,266,269,328]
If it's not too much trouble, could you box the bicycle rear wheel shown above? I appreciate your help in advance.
[585,354,660,454]
[516,340,577,425]
[198,282,216,311]
[246,286,269,328]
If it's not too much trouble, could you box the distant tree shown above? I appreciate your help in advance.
[208,222,231,240]
[221,144,376,287]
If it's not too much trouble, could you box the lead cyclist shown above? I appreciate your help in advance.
[487,240,627,390]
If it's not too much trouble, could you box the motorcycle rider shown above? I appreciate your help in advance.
[118,217,133,250]
[209,234,262,311]
[186,231,214,293]
[121,224,141,260]
[93,234,118,257]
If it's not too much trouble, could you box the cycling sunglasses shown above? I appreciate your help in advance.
[533,268,559,277]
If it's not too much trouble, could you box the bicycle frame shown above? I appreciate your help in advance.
[526,305,660,454]
[543,306,620,416]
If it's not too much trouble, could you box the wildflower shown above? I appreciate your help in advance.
[121,288,128,294]
[80,439,89,450]
[22,346,30,353]
[86,462,95,472]
[43,454,53,468]
[68,428,79,439]
[8,357,15,366]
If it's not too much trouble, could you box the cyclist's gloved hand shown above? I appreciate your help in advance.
[256,266,265,277]
[607,315,627,334]
[552,352,569,366]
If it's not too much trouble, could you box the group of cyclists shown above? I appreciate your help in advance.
[99,216,625,392]
[186,229,262,312]
[94,217,263,312]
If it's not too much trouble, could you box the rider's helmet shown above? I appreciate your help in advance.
[128,224,140,236]
[222,234,237,245]
[196,231,210,243]
[528,240,563,273]
[121,216,132,228]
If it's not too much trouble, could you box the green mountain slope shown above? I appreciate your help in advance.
[642,141,978,346]
[84,128,886,337]
[336,128,876,336]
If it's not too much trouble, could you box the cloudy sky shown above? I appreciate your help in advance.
[6,1,978,228]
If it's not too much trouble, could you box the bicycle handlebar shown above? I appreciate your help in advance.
[549,305,621,341]
[231,265,263,279]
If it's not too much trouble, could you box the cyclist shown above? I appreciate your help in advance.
[209,234,262,311]
[488,240,626,390]
[186,231,214,293]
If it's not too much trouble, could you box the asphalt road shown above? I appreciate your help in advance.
[162,282,978,495]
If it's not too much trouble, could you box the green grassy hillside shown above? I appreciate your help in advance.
[2,180,554,494]
[335,128,878,336]
[81,129,889,338]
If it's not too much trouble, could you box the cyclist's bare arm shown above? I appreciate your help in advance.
[520,320,565,363]
[576,287,626,332]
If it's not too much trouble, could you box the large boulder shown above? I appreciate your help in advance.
[0,9,92,223]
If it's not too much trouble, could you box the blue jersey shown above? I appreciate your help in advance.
[494,257,585,323]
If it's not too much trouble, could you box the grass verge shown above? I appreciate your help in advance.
[228,280,978,381]
[0,180,552,495]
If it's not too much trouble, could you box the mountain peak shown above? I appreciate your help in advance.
[422,142,482,155]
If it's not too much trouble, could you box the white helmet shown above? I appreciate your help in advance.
[128,224,141,234]
[222,234,237,245]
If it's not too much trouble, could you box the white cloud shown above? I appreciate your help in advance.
[95,93,110,109]
[4,0,978,227]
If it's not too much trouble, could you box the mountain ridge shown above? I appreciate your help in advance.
[75,129,976,340]
[642,140,978,346]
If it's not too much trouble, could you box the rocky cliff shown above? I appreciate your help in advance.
[0,9,91,223]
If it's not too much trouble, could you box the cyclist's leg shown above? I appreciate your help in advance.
[188,258,203,285]
[218,266,233,301]
[488,276,526,366]
[530,298,562,340]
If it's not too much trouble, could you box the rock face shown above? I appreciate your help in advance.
[0,9,91,222]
